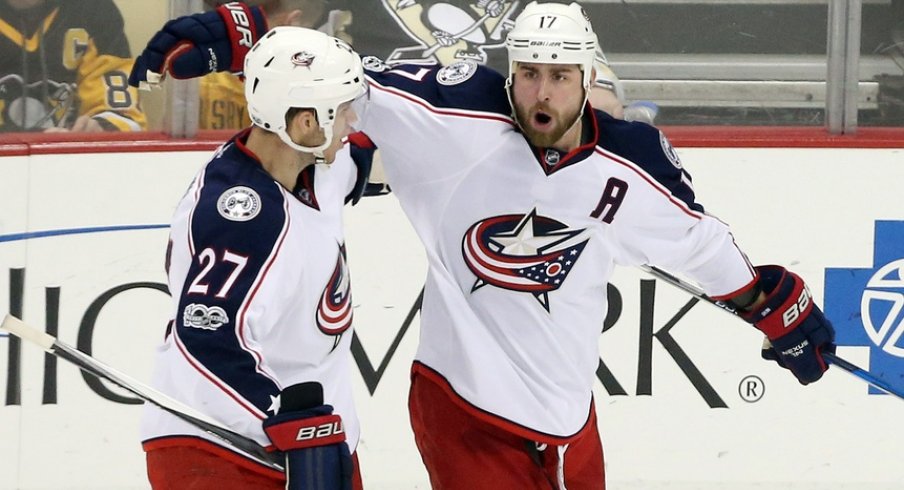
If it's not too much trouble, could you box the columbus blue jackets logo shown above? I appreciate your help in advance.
[826,221,904,396]
[462,209,589,311]
[291,51,316,67]
[316,244,353,351]
[381,0,520,65]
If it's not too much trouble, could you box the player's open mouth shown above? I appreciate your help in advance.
[534,112,552,127]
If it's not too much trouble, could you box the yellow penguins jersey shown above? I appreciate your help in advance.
[199,72,249,130]
[0,0,146,132]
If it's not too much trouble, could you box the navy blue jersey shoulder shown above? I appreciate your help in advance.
[192,139,287,253]
[593,111,703,212]
[363,57,511,118]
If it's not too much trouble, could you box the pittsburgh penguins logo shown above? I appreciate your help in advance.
[461,209,589,311]
[316,244,353,351]
[0,74,78,130]
[381,0,521,65]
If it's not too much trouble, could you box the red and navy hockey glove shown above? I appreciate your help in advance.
[128,2,266,89]
[346,132,391,205]
[263,382,353,490]
[740,265,836,385]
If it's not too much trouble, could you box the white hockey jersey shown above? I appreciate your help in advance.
[141,130,361,461]
[355,59,757,443]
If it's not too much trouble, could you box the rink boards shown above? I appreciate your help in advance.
[0,142,903,489]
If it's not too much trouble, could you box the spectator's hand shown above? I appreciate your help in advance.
[741,265,836,385]
[129,2,267,89]
[43,116,105,133]
[623,101,659,125]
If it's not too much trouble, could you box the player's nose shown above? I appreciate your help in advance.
[536,77,553,102]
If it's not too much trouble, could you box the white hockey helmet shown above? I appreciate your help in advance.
[505,2,598,101]
[244,26,366,156]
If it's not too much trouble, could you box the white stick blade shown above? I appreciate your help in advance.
[1,314,55,351]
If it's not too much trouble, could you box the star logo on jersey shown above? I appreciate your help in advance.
[826,221,904,396]
[267,394,281,415]
[462,209,589,311]
[316,244,353,351]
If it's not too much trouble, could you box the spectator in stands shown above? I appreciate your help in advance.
[196,0,649,129]
[0,0,146,132]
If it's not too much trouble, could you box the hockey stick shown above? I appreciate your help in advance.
[0,314,285,472]
[639,266,904,402]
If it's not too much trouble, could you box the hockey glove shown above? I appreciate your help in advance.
[263,382,353,490]
[740,265,836,385]
[345,132,392,205]
[129,2,266,89]
[346,132,377,206]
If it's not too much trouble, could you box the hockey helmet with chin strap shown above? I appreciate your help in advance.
[244,26,366,158]
[504,2,598,111]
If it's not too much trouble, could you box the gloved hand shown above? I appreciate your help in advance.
[263,382,353,490]
[129,2,267,89]
[740,265,836,385]
[345,132,391,205]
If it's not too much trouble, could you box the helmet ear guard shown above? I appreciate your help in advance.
[243,26,366,158]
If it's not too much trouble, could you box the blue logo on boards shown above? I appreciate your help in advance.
[825,221,904,395]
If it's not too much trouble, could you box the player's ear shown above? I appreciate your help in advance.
[286,108,316,131]
[288,108,326,146]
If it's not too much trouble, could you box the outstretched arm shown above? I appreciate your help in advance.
[129,2,267,89]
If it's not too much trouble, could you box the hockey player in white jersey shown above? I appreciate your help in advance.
[354,5,832,486]
[141,27,367,489]
[131,2,836,489]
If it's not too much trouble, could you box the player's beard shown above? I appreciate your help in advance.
[515,102,582,148]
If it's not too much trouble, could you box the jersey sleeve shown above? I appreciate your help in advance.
[354,57,512,188]
[172,174,290,417]
[602,123,756,297]
[76,0,146,131]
